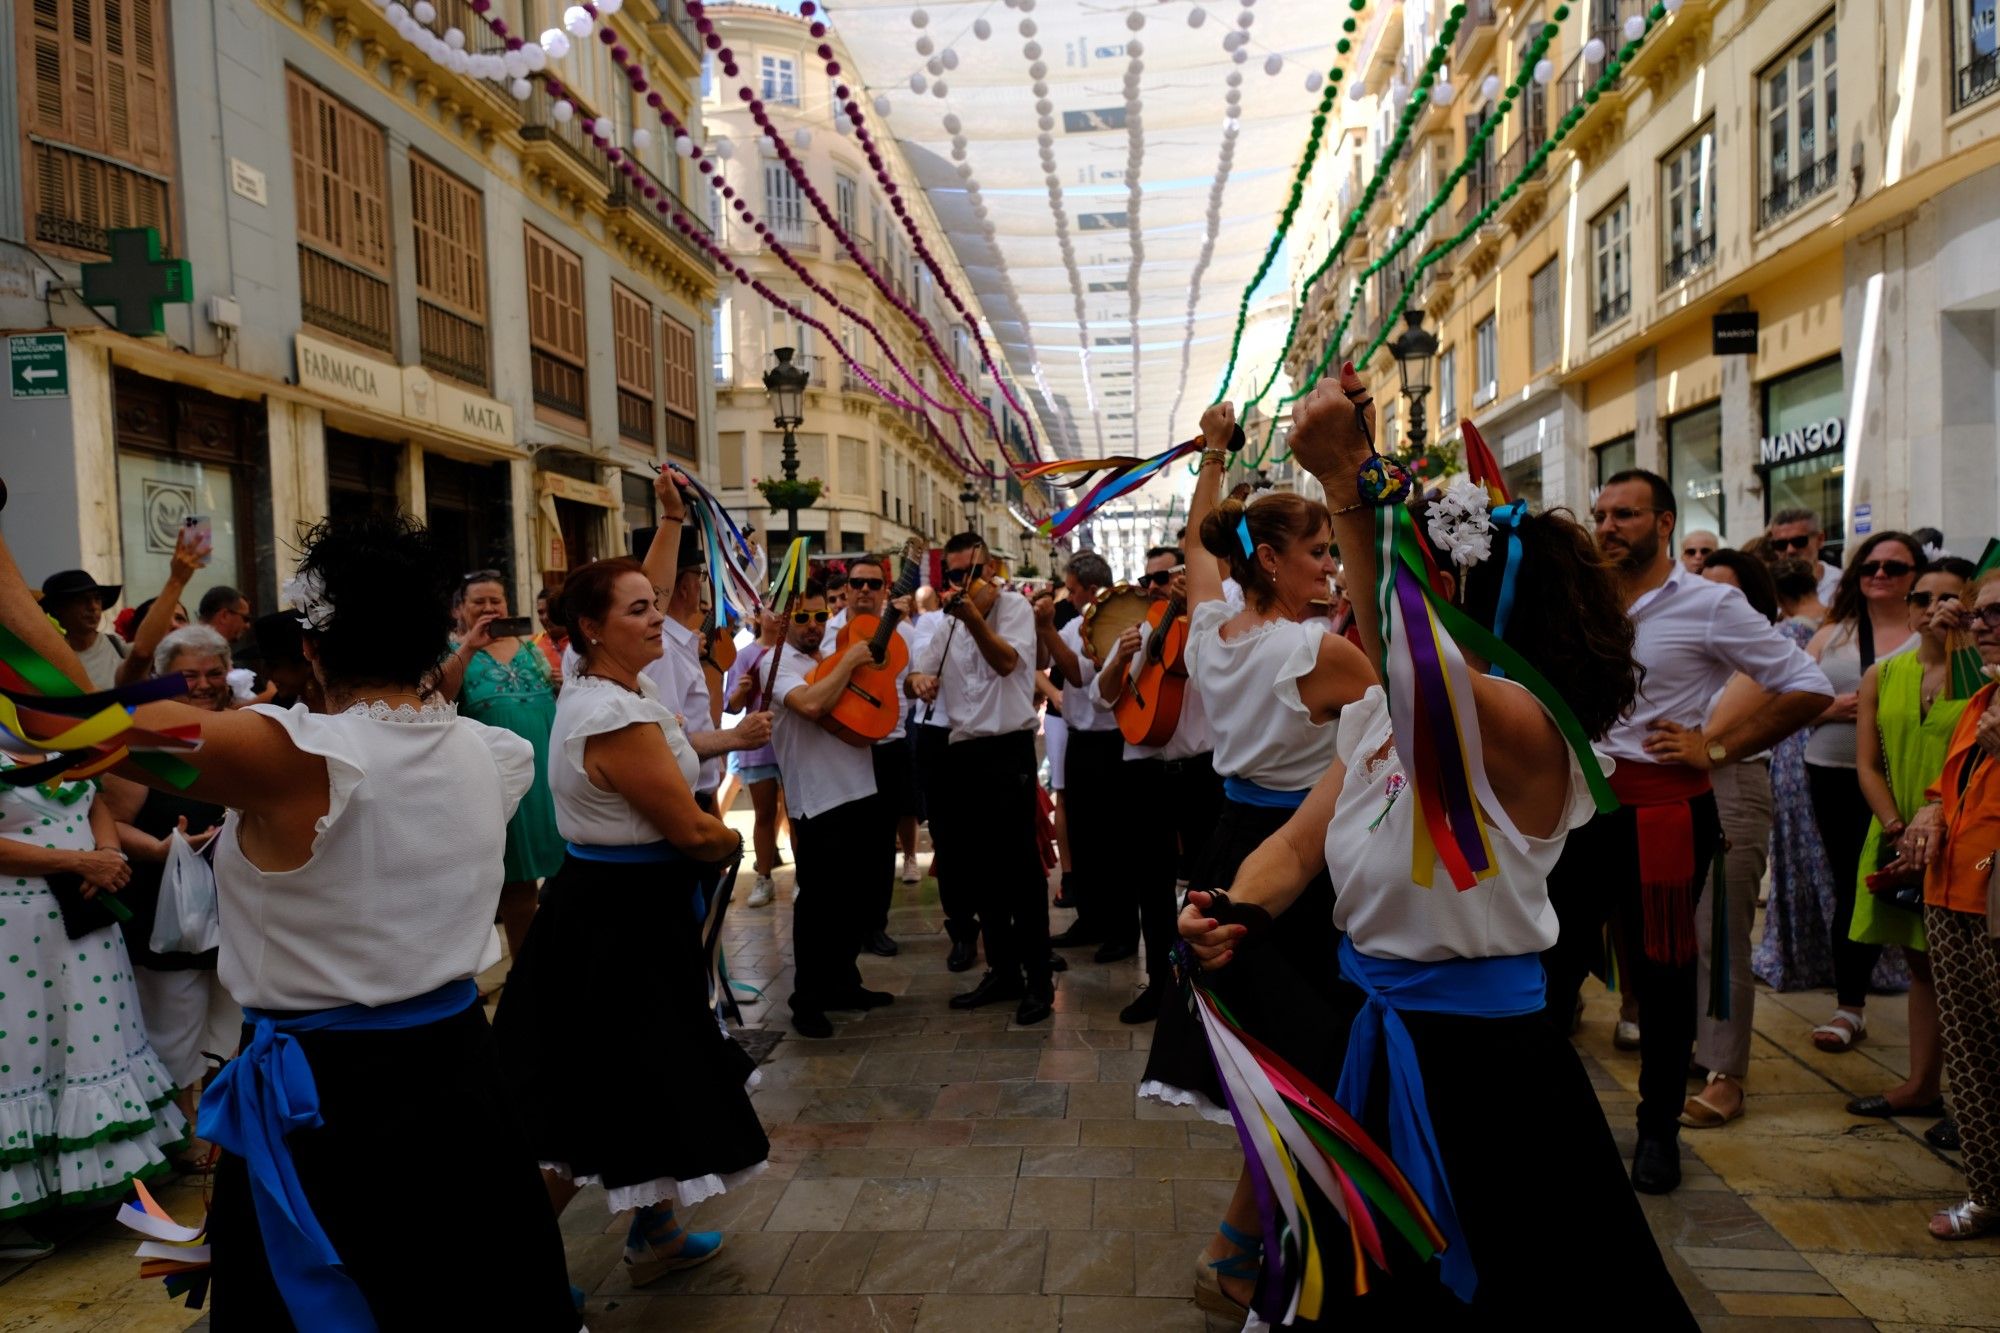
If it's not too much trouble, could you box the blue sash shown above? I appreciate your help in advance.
[1223,775,1309,809]
[565,839,686,863]
[199,978,477,1332]
[1333,938,1545,1302]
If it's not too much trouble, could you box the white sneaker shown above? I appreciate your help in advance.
[900,853,922,883]
[745,875,775,908]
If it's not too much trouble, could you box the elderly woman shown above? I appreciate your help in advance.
[102,625,241,1170]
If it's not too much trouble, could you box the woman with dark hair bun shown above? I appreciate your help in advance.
[0,512,580,1330]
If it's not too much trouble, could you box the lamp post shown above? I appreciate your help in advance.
[1389,308,1440,457]
[958,482,980,533]
[762,347,810,548]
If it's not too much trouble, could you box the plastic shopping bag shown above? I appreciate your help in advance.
[150,830,221,955]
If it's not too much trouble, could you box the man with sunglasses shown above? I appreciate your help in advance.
[908,532,1054,1025]
[769,580,889,1038]
[1679,530,1720,575]
[1039,552,1122,957]
[1766,507,1844,606]
[1548,470,1831,1194]
[844,553,921,959]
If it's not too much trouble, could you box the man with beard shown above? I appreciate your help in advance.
[1544,470,1830,1193]
[771,581,890,1038]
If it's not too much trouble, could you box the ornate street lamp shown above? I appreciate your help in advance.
[958,482,980,532]
[1389,308,1440,455]
[761,347,812,547]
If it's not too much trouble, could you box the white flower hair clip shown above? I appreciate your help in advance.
[1426,476,1495,567]
[1923,541,1951,563]
[282,566,336,631]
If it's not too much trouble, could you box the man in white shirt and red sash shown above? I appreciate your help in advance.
[1544,470,1832,1194]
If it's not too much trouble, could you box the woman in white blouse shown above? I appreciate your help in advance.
[1138,402,1380,1316]
[493,551,762,1290]
[1179,367,1690,1323]
[0,513,580,1330]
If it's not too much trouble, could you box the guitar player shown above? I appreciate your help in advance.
[1096,546,1223,1025]
[842,553,921,960]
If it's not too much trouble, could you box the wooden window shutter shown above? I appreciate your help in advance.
[661,314,697,421]
[525,225,587,426]
[612,284,654,398]
[410,155,485,319]
[288,71,390,279]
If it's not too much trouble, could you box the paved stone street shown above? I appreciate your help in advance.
[2,805,1995,1330]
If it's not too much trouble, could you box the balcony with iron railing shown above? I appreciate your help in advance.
[418,300,490,387]
[617,388,655,447]
[30,140,175,258]
[1457,161,1495,230]
[768,216,820,253]
[1592,287,1630,332]
[1456,0,1499,66]
[1958,49,2000,111]
[1557,20,1626,121]
[300,245,394,355]
[532,348,588,423]
[609,154,717,272]
[520,85,610,195]
[1758,149,1838,229]
[1662,233,1716,287]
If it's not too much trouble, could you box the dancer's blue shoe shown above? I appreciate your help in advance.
[624,1206,725,1287]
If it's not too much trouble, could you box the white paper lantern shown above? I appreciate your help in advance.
[715,137,736,159]
[911,8,929,27]
[1125,9,1144,30]
[631,127,652,150]
[540,28,570,57]
[909,72,927,93]
[1019,18,1036,36]
[674,134,694,157]
[562,5,590,35]
[551,98,574,121]
[943,113,962,133]
[385,2,407,21]
[444,25,465,48]
[926,56,943,75]
[1232,46,1248,63]
[1265,52,1283,75]
[874,94,893,116]
[794,127,811,149]
[411,0,434,22]
[932,79,948,96]
[1349,78,1366,101]
[598,0,621,14]
[973,18,991,39]
[590,115,611,138]
[1432,80,1454,104]
[1663,0,1683,12]
[1624,14,1645,40]
[1305,70,1324,93]
[1482,73,1501,101]
[509,77,533,99]
[1023,40,1041,59]
[1533,57,1554,84]
[1584,37,1606,64]
[1187,5,1206,27]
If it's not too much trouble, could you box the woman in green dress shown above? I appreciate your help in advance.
[1849,558,1977,1122]
[443,570,565,956]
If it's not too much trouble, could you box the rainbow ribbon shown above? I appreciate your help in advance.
[1023,439,1206,541]
[765,536,812,610]
[0,626,200,787]
[674,471,767,622]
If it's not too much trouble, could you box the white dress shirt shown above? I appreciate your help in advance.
[771,642,878,819]
[1121,613,1213,761]
[913,589,1038,743]
[1059,618,1119,733]
[646,618,720,794]
[1603,562,1834,767]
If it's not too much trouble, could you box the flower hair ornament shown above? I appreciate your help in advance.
[281,567,335,631]
[1923,541,1952,564]
[1425,477,1496,568]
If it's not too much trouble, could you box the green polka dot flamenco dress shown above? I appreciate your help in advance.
[0,776,187,1219]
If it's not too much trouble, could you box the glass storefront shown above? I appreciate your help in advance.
[1760,356,1846,545]
[113,370,264,607]
[1593,434,1636,491]
[1667,403,1725,537]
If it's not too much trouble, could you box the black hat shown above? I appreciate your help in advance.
[39,569,122,605]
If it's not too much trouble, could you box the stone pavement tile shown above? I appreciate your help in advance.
[948,1228,1048,1293]
[585,1294,785,1331]
[1801,1254,2000,1327]
[910,1293,1061,1331]
[954,1028,1053,1050]
[976,1050,1043,1082]
[561,1229,626,1295]
[996,1080,1070,1118]
[771,1122,878,1152]
[1697,1267,1841,1295]
[1098,1051,1153,1082]
[1048,1026,1133,1051]
[1081,1119,1191,1148]
[908,1052,985,1084]
[908,1145,1023,1176]
[858,1229,962,1294]
[1714,1293,1867,1318]
[1749,1196,2000,1258]
[773,1231,883,1295]
[928,1176,1018,1230]
[862,1033,961,1054]
[1675,1244,1817,1271]
[1174,1180,1235,1232]
[1133,1148,1243,1181]
[752,1088,819,1123]
[1010,1176,1096,1229]
[769,1179,869,1231]
[1060,1295,1215,1331]
[1037,1048,1103,1081]
[771,1293,922,1332]
[849,1051,921,1085]
[800,1147,916,1179]
[762,1055,867,1089]
[867,1084,944,1121]
[604,1230,799,1297]
[1711,1093,1891,1138]
[798,1088,881,1123]
[846,1178,941,1232]
[1022,1145,1135,1178]
[929,1081,1004,1119]
[1133,1232,1208,1298]
[1135,1094,1205,1122]
[971,1116,1082,1145]
[1063,1081,1137,1119]
[1690,1134,1967,1198]
[1094,1179,1177,1231]
[867,1118,974,1149]
[1184,1121,1238,1150]
[1045,1228,1136,1296]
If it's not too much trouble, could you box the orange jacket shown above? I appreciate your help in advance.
[1925,683,2000,916]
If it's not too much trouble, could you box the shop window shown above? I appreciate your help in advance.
[1661,125,1717,287]
[1667,403,1725,537]
[1760,357,1847,545]
[1760,17,1838,228]
[1473,315,1497,406]
[524,225,588,429]
[425,452,511,578]
[1591,195,1630,330]
[114,370,263,603]
[411,154,489,388]
[1530,258,1561,373]
[612,282,657,448]
[289,70,393,353]
[760,55,798,106]
[662,313,700,463]
[1952,0,1999,109]
[1593,434,1636,492]
[23,0,178,257]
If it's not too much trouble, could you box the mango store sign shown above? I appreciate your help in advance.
[294,333,514,449]
[1758,416,1844,468]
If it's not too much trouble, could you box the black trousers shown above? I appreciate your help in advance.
[1807,762,1880,1007]
[1062,727,1127,938]
[869,739,914,934]
[915,723,976,933]
[789,797,870,1014]
[945,729,1050,985]
[1115,752,1225,977]
[1542,791,1721,1140]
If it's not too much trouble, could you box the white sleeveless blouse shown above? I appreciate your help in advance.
[1183,600,1339,790]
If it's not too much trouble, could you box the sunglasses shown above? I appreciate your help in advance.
[1588,506,1663,525]
[1139,569,1180,588]
[1858,560,1915,579]
[1682,546,1715,559]
[943,566,972,586]
[1975,604,2000,631]
[1908,591,1961,610]
[1769,534,1816,552]
[791,609,831,625]
[847,577,885,591]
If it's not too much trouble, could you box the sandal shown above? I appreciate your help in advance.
[1930,1199,2000,1240]
[1811,1008,1866,1053]
[1678,1072,1744,1128]
[1192,1220,1260,1315]
[623,1207,724,1287]
[1846,1093,1947,1119]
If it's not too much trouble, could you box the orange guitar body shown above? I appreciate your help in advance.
[806,614,911,744]
[1115,598,1190,748]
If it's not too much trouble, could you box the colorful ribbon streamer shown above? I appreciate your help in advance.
[0,626,200,787]
[1026,438,1206,541]
[765,536,813,610]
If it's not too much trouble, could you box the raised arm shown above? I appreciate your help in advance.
[1184,402,1236,612]
[638,467,690,596]
[117,528,209,686]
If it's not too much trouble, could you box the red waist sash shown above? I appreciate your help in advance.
[1609,762,1712,966]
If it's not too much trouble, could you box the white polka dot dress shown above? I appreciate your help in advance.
[0,777,188,1219]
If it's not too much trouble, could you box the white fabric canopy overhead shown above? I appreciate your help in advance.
[822,0,1334,460]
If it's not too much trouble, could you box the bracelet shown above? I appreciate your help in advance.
[1328,500,1371,516]
[1356,453,1415,506]
[1200,448,1227,469]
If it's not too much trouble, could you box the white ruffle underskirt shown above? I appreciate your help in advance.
[540,1159,768,1215]
[1136,1078,1236,1127]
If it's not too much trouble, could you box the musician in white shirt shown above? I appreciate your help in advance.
[840,553,921,960]
[1037,552,1122,957]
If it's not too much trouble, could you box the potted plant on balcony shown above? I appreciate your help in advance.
[753,475,824,513]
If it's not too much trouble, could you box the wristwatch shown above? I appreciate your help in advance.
[1706,739,1728,765]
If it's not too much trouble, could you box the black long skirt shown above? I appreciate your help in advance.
[494,854,769,1199]
[1140,799,1352,1113]
[208,1003,579,1331]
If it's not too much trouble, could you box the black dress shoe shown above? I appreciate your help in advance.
[828,988,895,1011]
[790,1009,833,1039]
[950,970,1026,1010]
[1927,1117,1961,1151]
[1015,979,1054,1026]
[1049,924,1102,948]
[1847,1093,1948,1119]
[1630,1134,1682,1194]
[1119,986,1163,1025]
[1047,952,1069,973]
[866,930,900,957]
[1052,872,1077,910]
[1094,940,1138,964]
[946,932,979,972]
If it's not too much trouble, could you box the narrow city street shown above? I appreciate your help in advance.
[2,803,1993,1332]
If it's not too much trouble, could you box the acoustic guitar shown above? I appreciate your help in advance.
[807,538,927,745]
[1114,594,1190,747]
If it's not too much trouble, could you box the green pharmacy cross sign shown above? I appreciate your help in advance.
[80,228,193,337]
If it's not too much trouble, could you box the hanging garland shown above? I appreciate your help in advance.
[1119,6,1149,418]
